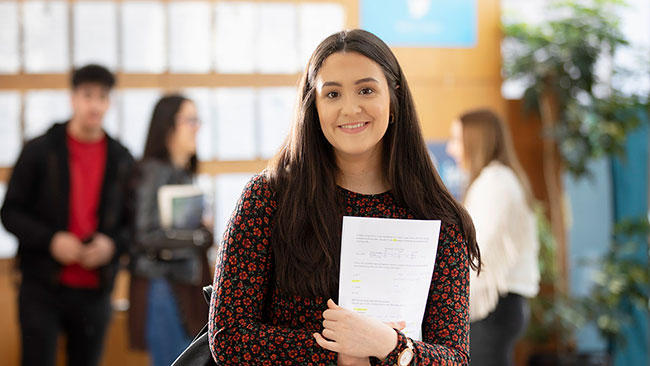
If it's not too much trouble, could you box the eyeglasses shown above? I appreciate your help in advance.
[178,116,201,127]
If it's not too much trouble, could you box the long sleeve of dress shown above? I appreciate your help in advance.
[370,223,470,366]
[208,175,337,366]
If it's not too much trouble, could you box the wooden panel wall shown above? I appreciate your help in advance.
[395,0,506,140]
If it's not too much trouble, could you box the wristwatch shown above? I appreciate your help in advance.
[396,338,414,366]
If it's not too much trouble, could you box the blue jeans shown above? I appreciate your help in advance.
[146,278,192,366]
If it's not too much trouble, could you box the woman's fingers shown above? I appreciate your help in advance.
[313,332,340,353]
[322,328,338,341]
[385,321,406,331]
[323,319,337,330]
[327,299,341,309]
[323,308,345,321]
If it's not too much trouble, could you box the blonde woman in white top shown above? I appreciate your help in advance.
[446,109,540,366]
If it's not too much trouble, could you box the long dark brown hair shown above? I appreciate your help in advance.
[142,94,197,173]
[459,109,534,207]
[267,29,480,299]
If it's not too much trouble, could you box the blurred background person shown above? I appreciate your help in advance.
[446,109,541,366]
[0,64,135,366]
[128,95,213,366]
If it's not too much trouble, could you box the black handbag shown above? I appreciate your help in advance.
[171,285,217,366]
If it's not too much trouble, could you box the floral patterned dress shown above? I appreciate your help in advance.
[208,174,470,366]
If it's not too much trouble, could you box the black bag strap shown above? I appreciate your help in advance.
[202,285,213,304]
[171,285,216,366]
[185,285,212,343]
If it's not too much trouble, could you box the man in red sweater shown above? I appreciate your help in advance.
[1,65,135,366]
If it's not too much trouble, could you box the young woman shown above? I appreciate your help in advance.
[208,29,480,366]
[446,109,540,366]
[128,95,213,366]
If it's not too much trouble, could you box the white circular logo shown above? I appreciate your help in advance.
[406,0,432,20]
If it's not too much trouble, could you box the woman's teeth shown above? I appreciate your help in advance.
[341,122,366,129]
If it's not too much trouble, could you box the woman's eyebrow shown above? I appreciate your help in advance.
[355,77,379,85]
[321,77,379,88]
[322,81,342,87]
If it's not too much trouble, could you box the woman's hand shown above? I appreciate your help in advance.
[313,300,403,361]
[337,354,370,366]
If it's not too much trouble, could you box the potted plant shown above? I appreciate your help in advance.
[502,0,649,364]
[579,217,650,354]
[525,207,586,366]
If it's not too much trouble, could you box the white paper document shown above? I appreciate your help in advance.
[0,2,20,73]
[298,3,345,69]
[214,88,256,161]
[168,2,212,73]
[213,2,257,73]
[121,2,166,73]
[258,87,296,159]
[256,3,299,74]
[24,90,71,141]
[73,2,118,69]
[338,216,441,341]
[120,89,161,158]
[23,1,70,73]
[0,92,22,166]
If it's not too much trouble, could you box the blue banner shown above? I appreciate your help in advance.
[360,0,477,47]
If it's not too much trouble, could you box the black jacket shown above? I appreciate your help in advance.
[1,122,135,292]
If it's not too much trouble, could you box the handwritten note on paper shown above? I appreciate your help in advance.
[339,216,440,341]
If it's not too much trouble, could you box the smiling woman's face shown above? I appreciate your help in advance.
[314,51,391,161]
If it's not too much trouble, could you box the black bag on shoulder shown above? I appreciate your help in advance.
[171,285,217,366]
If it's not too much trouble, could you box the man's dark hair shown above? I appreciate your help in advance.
[71,64,116,89]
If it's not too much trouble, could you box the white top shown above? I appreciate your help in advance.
[465,162,540,322]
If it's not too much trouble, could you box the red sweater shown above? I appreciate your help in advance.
[208,174,470,365]
[59,132,107,288]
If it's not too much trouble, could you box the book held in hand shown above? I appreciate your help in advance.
[158,184,204,230]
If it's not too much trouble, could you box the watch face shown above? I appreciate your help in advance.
[398,349,414,366]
